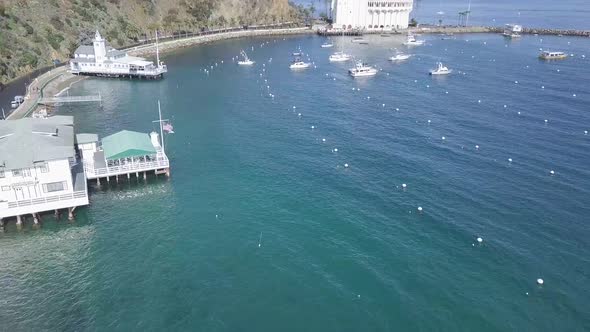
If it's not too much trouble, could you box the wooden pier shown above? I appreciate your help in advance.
[38,94,102,105]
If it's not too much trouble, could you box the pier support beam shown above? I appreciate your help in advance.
[127,173,130,180]
[166,168,170,177]
[0,218,4,231]
[97,177,100,186]
[143,171,147,180]
[68,207,75,221]
[32,213,39,225]
[54,209,60,220]
[16,215,23,228]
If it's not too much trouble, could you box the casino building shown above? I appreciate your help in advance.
[331,0,414,31]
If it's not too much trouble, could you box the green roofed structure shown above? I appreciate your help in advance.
[101,130,157,160]
[80,129,170,181]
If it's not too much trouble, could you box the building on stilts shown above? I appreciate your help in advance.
[69,30,167,79]
[0,116,89,228]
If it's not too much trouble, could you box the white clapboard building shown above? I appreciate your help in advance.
[0,116,89,226]
[331,0,414,31]
[69,31,167,79]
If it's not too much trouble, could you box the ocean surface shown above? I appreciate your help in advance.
[1,32,590,331]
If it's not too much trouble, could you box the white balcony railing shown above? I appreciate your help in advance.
[84,159,169,179]
[7,190,88,209]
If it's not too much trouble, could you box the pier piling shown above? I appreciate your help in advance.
[68,207,75,221]
[32,213,39,225]
[16,215,23,228]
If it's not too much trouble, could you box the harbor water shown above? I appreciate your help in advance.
[1,33,590,331]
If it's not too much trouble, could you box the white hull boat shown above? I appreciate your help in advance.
[238,50,255,66]
[389,54,411,61]
[329,52,351,62]
[290,61,311,70]
[403,34,425,46]
[349,61,378,77]
[429,62,452,75]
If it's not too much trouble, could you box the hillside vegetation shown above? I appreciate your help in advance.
[0,0,304,84]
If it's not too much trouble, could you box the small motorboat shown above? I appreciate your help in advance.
[349,61,378,77]
[389,53,412,61]
[403,34,425,46]
[329,52,352,62]
[321,41,334,48]
[429,62,452,75]
[290,58,311,70]
[237,50,255,65]
[539,51,567,60]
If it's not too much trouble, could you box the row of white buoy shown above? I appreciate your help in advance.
[250,39,560,290]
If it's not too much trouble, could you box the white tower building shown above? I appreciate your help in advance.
[331,0,414,31]
[93,30,107,64]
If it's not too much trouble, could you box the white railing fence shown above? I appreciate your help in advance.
[7,190,87,209]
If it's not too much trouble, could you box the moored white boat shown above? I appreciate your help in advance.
[290,58,311,70]
[329,52,352,62]
[429,62,452,75]
[389,53,412,61]
[539,51,567,60]
[403,34,425,46]
[321,41,334,48]
[237,50,255,65]
[349,61,378,77]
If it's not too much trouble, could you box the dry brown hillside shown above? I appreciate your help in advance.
[0,0,304,84]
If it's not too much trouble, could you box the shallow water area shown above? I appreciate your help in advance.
[1,32,590,331]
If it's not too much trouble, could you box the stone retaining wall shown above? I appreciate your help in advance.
[128,27,313,57]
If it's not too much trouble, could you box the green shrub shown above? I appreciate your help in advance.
[46,29,65,50]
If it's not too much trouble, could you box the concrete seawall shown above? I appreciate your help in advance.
[129,27,313,57]
[411,25,589,37]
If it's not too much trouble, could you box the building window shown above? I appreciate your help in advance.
[12,169,21,176]
[0,169,4,178]
[43,181,66,193]
[1,185,9,191]
[39,163,49,173]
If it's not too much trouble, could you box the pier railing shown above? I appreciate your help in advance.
[84,159,170,179]
[7,190,88,209]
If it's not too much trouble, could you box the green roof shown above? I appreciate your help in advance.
[101,130,156,160]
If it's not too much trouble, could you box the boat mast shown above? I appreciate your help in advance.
[466,0,471,26]
[158,100,165,155]
[156,30,160,67]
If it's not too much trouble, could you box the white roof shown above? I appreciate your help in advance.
[115,56,153,66]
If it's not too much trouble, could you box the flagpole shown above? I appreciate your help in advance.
[158,100,165,156]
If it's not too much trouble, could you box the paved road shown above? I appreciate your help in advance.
[7,66,67,120]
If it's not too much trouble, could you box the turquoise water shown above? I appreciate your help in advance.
[2,34,590,331]
[412,0,590,29]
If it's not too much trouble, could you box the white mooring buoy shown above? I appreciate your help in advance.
[537,278,544,285]
[344,163,349,168]
[550,170,555,175]
[477,237,483,243]
[402,183,407,189]
[417,206,423,212]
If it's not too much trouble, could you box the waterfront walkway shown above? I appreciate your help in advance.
[6,66,67,120]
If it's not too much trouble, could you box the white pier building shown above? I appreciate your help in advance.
[79,130,170,183]
[331,0,414,31]
[69,31,167,79]
[0,116,89,226]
